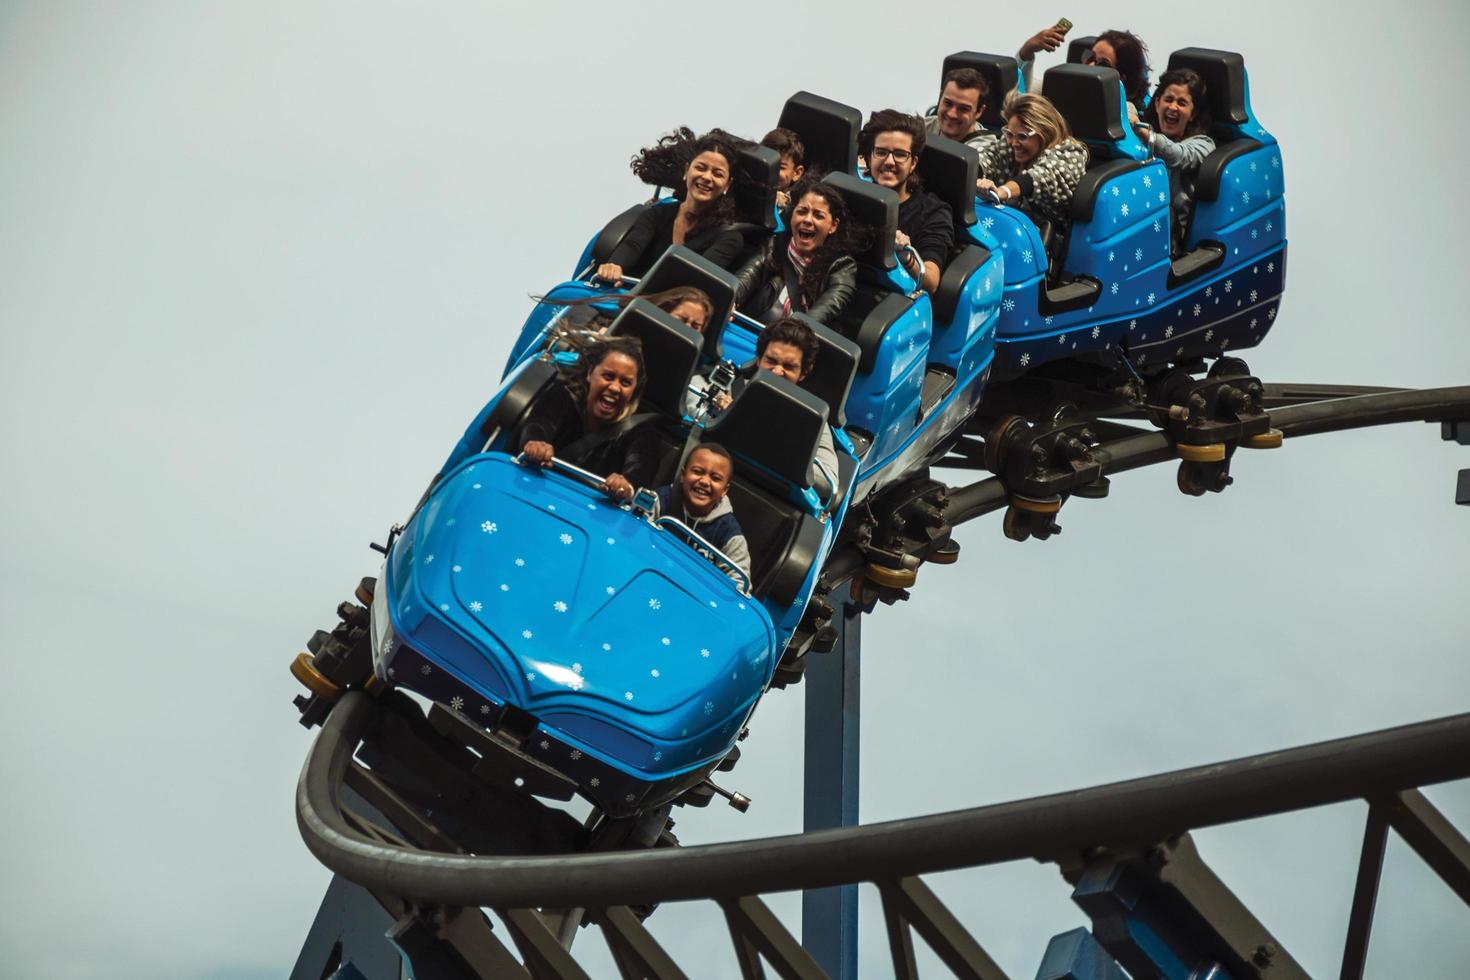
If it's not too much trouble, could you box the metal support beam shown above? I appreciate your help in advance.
[802,583,861,980]
[1381,790,1470,904]
[1340,802,1390,980]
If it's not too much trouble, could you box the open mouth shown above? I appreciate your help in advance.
[593,391,622,418]
[793,226,818,247]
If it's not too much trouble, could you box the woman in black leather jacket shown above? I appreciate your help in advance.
[733,179,860,327]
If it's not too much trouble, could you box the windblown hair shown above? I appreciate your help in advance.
[1002,92,1071,152]
[567,335,647,423]
[629,129,745,234]
[1095,30,1150,107]
[1143,68,1212,139]
[765,179,867,310]
[757,317,821,378]
[540,285,716,333]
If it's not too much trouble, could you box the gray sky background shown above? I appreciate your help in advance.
[2,3,1467,978]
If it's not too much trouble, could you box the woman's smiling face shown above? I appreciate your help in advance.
[684,150,732,205]
[584,352,640,425]
[1155,83,1195,140]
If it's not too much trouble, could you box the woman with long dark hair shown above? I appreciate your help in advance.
[732,178,859,327]
[543,284,716,335]
[1134,68,1215,253]
[596,131,745,283]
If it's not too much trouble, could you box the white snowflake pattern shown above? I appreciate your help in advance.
[1107,250,1116,262]
[1142,174,1153,188]
[1224,280,1233,293]
[648,598,662,610]
[570,749,582,761]
[1129,319,1138,331]
[424,554,435,565]
[1205,286,1213,297]
[481,521,497,534]
[1267,261,1276,274]
[624,691,634,701]
[438,603,449,612]
[605,586,616,595]
[602,642,611,651]
[450,696,464,711]
[559,533,572,545]
[1241,191,1251,205]
[1059,334,1067,345]
[1249,161,1258,173]
[1205,329,1214,342]
[1152,220,1162,234]
[547,504,556,511]
[1158,191,1166,203]
[651,669,660,678]
[1091,326,1101,339]
[1120,204,1130,217]
[1249,289,1259,302]
[981,216,995,229]
[515,558,525,567]
[500,584,509,592]
[1044,316,1054,325]
[1265,221,1274,233]
[469,601,483,613]
[554,600,567,613]
[1250,229,1259,240]
[700,648,711,658]
[653,751,663,762]
[982,277,992,294]
[704,701,715,715]
[1110,186,1120,197]
[1110,282,1120,295]
[1249,318,1259,329]
[1021,249,1034,264]
[452,564,462,573]
[1271,156,1280,168]
[1192,304,1202,316]
[1002,298,1016,312]
[521,629,533,639]
[539,739,550,750]
[590,777,600,787]
[1267,308,1276,321]
[1165,326,1175,339]
[606,537,615,545]
[1146,292,1157,306]
[1134,247,1144,261]
[526,671,535,680]
[480,704,491,715]
[660,637,670,646]
[420,664,432,676]
[1019,352,1031,367]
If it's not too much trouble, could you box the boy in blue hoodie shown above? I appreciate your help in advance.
[654,443,751,583]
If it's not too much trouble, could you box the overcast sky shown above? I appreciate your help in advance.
[2,2,1467,978]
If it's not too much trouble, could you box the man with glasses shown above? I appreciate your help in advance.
[858,109,954,295]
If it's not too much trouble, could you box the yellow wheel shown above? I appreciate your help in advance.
[926,539,960,565]
[865,563,917,588]
[290,652,342,700]
[1010,494,1062,514]
[354,579,375,606]
[1176,442,1226,463]
[1242,428,1283,449]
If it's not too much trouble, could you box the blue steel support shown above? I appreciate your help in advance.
[802,584,861,980]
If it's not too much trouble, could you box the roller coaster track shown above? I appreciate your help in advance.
[293,384,1470,980]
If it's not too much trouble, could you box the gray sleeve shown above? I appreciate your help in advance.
[808,425,839,499]
[1150,132,1215,173]
[682,372,708,417]
[721,531,751,582]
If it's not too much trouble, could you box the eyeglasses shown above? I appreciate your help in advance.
[869,146,914,163]
[1002,128,1039,143]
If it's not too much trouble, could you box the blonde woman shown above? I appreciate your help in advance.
[975,93,1089,232]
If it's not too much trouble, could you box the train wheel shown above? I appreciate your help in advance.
[865,562,917,589]
[1003,506,1032,542]
[1009,493,1062,514]
[985,415,1028,473]
[1176,442,1226,463]
[926,538,961,564]
[1242,427,1284,449]
[1177,462,1208,497]
[1208,356,1251,380]
[291,652,343,700]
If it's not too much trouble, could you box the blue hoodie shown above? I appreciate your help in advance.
[653,484,752,584]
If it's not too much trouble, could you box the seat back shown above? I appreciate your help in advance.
[632,245,739,361]
[703,371,827,489]
[1067,35,1099,66]
[591,203,653,265]
[940,51,1018,129]
[777,91,862,177]
[1044,64,1148,161]
[915,134,978,231]
[605,300,702,417]
[1166,47,1251,132]
[822,171,898,271]
[791,314,860,428]
[734,143,781,231]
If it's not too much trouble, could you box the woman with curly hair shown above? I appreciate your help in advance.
[1018,25,1151,112]
[1133,68,1215,254]
[596,130,746,283]
[543,284,717,335]
[975,93,1089,237]
[515,336,657,500]
[732,178,859,327]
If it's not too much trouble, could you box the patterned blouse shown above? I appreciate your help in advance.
[975,136,1090,230]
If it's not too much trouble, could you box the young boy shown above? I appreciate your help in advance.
[655,443,750,582]
[761,127,806,210]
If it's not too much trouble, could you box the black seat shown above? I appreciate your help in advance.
[718,470,825,604]
[703,371,827,489]
[605,300,702,417]
[1067,35,1099,66]
[790,314,859,427]
[1044,64,1129,147]
[480,358,558,445]
[930,244,990,325]
[940,51,1019,129]
[777,92,862,177]
[822,172,898,271]
[632,245,739,362]
[1166,47,1249,129]
[733,143,780,232]
[915,134,978,230]
[590,203,653,266]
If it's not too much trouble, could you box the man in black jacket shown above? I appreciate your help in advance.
[858,109,954,294]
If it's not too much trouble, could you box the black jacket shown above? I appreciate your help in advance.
[515,384,659,487]
[607,203,744,278]
[732,238,857,327]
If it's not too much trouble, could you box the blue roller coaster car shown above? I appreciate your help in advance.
[352,46,1282,822]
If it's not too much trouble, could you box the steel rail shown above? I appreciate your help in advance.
[298,691,1470,910]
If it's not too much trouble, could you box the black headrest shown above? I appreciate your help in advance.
[1166,47,1249,126]
[605,300,702,417]
[591,203,651,265]
[821,171,897,271]
[703,371,827,488]
[777,91,861,177]
[1044,64,1127,143]
[1067,35,1099,65]
[632,245,739,362]
[915,135,978,229]
[735,143,780,231]
[939,51,1018,129]
[791,314,859,428]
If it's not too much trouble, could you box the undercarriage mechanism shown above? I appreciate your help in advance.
[1148,356,1281,496]
[983,402,1109,543]
[845,476,957,610]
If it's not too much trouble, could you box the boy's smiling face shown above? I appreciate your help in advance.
[681,448,732,516]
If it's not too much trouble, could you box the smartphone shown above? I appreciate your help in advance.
[1054,16,1073,33]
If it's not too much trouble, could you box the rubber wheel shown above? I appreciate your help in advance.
[1177,463,1208,497]
[1003,506,1032,542]
[1177,442,1226,463]
[291,652,343,700]
[1242,427,1283,450]
[926,539,961,565]
[865,563,917,588]
[985,415,1027,473]
[1010,493,1062,514]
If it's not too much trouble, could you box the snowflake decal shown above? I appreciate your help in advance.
[1146,292,1157,306]
[1205,286,1213,297]
[651,669,660,678]
[1059,334,1067,345]
[602,642,611,651]
[559,533,572,545]
[480,704,491,715]
[1142,174,1153,188]
[1158,191,1166,203]
[1268,308,1276,321]
[1241,191,1251,205]
[420,664,432,676]
[469,600,483,613]
[1205,329,1214,342]
[700,648,711,658]
[1021,249,1034,264]
[1192,304,1202,316]
[660,637,670,646]
[1002,298,1016,312]
[605,586,615,595]
[438,603,449,612]
[1250,161,1258,173]
[606,537,615,545]
[1265,221,1274,233]
[526,671,535,680]
[1249,289,1259,302]
[1091,326,1101,339]
[1152,220,1162,234]
[547,503,556,511]
[1134,247,1144,261]
[1249,318,1259,329]
[624,691,634,701]
[1271,155,1280,168]
[648,598,662,610]
[1165,325,1175,339]
[500,584,509,592]
[515,558,525,567]
[424,554,435,565]
[554,600,567,613]
[1019,352,1031,367]
[1110,186,1120,197]
[1129,319,1138,330]
[1108,250,1115,262]
[1110,282,1120,296]
[590,777,600,787]
[481,521,497,534]
[704,701,715,715]
[1267,261,1276,274]
[521,629,533,639]
[1224,280,1233,293]
[653,751,662,762]
[452,564,462,573]
[1251,228,1259,240]
[570,749,582,761]
[450,696,464,711]
[1120,204,1130,217]
[981,216,995,229]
